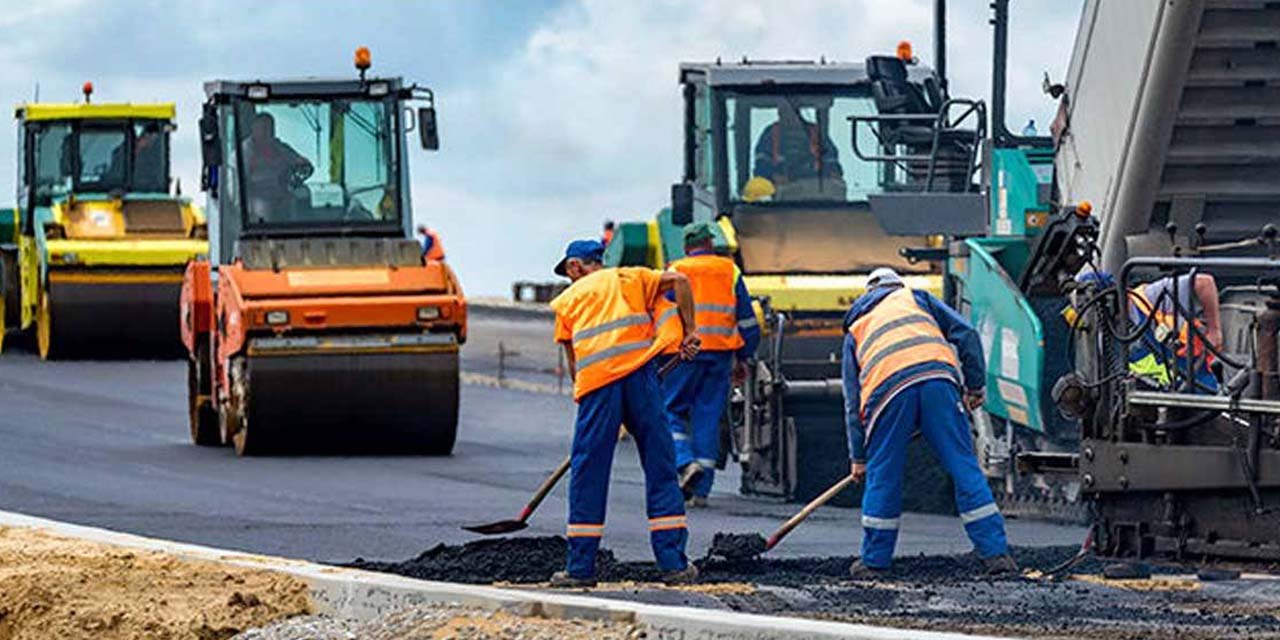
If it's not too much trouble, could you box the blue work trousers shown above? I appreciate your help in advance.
[566,360,689,578]
[860,379,1008,568]
[661,352,733,497]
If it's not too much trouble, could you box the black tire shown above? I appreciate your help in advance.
[232,418,269,456]
[188,343,220,446]
[0,250,18,331]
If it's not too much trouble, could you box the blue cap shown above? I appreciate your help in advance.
[554,239,605,276]
[1075,269,1115,289]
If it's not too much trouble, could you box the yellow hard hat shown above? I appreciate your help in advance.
[742,176,776,202]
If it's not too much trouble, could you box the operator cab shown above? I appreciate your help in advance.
[199,74,437,265]
[22,115,172,208]
[674,57,976,275]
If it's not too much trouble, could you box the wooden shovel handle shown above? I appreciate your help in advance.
[766,473,858,549]
[519,456,572,522]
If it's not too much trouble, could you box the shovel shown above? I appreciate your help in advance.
[710,473,859,560]
[463,356,684,536]
[463,455,571,535]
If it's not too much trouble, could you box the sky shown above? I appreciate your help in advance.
[0,0,1084,295]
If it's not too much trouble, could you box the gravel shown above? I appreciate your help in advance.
[235,604,640,640]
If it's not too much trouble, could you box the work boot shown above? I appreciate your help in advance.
[685,495,708,509]
[848,559,890,579]
[548,571,597,589]
[678,463,704,499]
[661,563,699,585]
[983,554,1019,576]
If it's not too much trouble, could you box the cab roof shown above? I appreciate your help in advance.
[203,77,405,100]
[15,102,176,122]
[679,60,935,87]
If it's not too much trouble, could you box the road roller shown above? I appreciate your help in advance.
[1,85,208,358]
[182,48,467,455]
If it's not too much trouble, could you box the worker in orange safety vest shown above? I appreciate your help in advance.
[842,268,1015,578]
[547,238,702,587]
[416,224,445,261]
[660,222,761,507]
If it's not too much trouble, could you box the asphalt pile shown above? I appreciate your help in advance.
[348,536,1280,639]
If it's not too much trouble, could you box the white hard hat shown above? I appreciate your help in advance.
[867,267,903,289]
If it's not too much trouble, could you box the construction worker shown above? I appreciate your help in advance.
[244,113,312,222]
[602,220,616,247]
[547,239,702,587]
[842,268,1016,577]
[752,101,845,200]
[416,224,445,261]
[662,222,761,507]
[1078,271,1222,392]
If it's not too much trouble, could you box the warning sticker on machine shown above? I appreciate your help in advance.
[1000,327,1020,379]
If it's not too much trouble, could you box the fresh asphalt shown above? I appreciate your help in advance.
[0,309,1084,564]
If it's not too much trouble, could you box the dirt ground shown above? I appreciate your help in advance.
[0,526,310,640]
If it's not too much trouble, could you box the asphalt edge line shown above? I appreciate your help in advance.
[461,371,571,396]
[0,510,1019,640]
[469,298,555,321]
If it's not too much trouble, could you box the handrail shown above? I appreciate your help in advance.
[848,98,987,193]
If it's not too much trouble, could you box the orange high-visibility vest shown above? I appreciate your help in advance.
[423,229,445,261]
[664,254,744,353]
[1128,286,1212,362]
[550,267,682,400]
[848,287,959,418]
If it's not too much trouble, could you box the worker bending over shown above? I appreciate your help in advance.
[416,224,445,261]
[1075,270,1222,393]
[842,268,1015,577]
[662,222,761,506]
[548,239,702,587]
[1128,273,1222,392]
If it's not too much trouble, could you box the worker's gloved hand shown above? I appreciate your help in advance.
[964,388,986,411]
[850,462,866,483]
[732,359,749,385]
[679,332,702,360]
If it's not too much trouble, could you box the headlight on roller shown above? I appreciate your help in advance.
[416,306,441,321]
[265,310,289,325]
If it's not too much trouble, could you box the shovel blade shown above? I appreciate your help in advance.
[462,519,530,536]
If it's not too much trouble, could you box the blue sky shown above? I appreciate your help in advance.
[0,0,1082,295]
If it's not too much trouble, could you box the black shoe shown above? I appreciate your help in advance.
[685,495,708,509]
[983,554,1019,576]
[548,571,597,588]
[661,564,699,585]
[678,463,704,499]
[848,559,890,579]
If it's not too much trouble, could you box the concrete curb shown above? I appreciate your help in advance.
[0,510,1017,640]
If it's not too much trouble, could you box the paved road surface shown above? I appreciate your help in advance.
[0,312,1083,564]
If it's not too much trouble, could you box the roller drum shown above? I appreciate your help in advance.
[45,276,183,357]
[237,339,460,455]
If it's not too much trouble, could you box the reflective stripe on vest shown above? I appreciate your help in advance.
[665,254,744,352]
[549,267,680,400]
[848,287,960,418]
